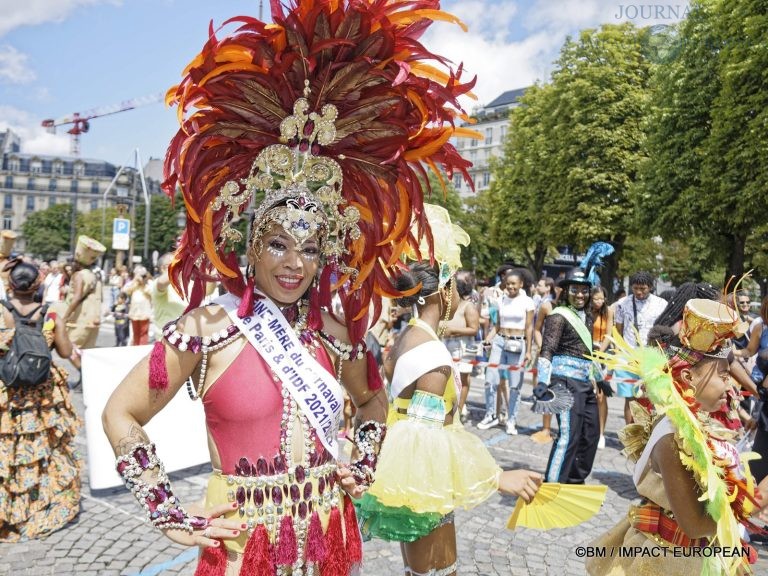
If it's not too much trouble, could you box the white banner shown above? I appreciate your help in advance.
[82,345,209,489]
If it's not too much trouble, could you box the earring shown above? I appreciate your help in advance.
[438,284,452,338]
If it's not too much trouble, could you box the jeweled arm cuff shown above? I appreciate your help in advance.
[115,442,208,532]
[348,420,386,488]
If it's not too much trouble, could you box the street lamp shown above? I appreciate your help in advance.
[176,210,187,230]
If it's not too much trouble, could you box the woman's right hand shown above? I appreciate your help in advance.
[498,469,542,503]
[163,502,245,549]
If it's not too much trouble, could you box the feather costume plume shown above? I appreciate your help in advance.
[162,0,479,343]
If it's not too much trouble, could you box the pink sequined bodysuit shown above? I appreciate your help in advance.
[202,341,335,474]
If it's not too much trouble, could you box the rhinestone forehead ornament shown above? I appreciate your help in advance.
[215,82,361,274]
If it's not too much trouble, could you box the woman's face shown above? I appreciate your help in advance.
[251,223,320,306]
[687,357,730,413]
[566,284,590,310]
[591,291,605,311]
[535,279,549,296]
[505,274,522,298]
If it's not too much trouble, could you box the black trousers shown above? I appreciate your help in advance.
[544,377,600,484]
[115,322,130,347]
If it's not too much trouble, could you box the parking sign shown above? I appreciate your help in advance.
[112,218,131,250]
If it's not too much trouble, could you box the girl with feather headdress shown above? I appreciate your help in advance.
[102,2,479,574]
[356,204,542,576]
[587,299,768,576]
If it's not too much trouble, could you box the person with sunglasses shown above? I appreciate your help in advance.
[532,268,600,484]
[734,291,757,350]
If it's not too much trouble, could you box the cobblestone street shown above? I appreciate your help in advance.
[1,324,766,575]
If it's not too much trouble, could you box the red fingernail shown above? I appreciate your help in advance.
[232,530,239,536]
[241,524,247,530]
[231,502,238,509]
[213,541,220,547]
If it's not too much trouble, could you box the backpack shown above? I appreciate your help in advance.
[0,301,52,388]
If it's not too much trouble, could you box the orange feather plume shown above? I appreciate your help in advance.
[164,0,476,342]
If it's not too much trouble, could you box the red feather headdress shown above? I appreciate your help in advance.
[163,0,478,343]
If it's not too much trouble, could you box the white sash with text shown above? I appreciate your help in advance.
[217,292,343,458]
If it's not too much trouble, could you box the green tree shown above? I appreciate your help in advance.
[133,193,186,263]
[22,204,72,259]
[486,82,564,278]
[640,0,767,285]
[548,23,652,297]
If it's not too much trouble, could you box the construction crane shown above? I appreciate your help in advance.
[41,92,164,156]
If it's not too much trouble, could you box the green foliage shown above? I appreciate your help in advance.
[22,204,72,259]
[487,24,651,294]
[640,0,768,285]
[133,193,187,263]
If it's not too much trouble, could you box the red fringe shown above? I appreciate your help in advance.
[276,515,298,566]
[320,507,348,576]
[240,525,273,576]
[365,350,383,391]
[305,511,327,563]
[148,341,169,391]
[194,544,228,576]
[343,494,363,565]
[237,276,255,318]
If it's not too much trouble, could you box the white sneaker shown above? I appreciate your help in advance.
[477,415,499,430]
[598,435,606,449]
[506,420,518,435]
[461,404,469,418]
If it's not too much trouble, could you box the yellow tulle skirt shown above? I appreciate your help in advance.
[368,418,501,515]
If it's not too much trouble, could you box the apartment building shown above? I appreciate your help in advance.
[453,87,527,197]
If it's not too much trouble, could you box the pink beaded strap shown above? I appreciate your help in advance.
[162,318,241,354]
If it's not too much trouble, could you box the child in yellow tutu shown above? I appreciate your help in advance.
[587,299,768,576]
[356,205,541,576]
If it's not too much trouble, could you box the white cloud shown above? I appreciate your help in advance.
[0,0,122,37]
[0,105,71,156]
[423,0,690,110]
[423,2,561,109]
[0,45,35,84]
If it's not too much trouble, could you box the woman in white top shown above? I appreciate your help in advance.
[478,270,535,434]
[441,278,480,418]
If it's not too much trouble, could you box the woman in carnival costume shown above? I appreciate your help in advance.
[357,204,543,576]
[102,1,478,574]
[0,260,81,542]
[587,299,768,576]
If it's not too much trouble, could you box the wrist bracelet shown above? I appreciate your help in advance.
[349,420,386,488]
[116,442,208,532]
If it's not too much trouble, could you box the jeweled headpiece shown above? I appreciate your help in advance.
[164,1,479,342]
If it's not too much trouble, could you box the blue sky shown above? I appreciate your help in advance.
[0,0,688,166]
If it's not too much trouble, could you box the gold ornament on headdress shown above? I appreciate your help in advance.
[217,82,361,274]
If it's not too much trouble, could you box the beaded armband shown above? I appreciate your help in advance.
[348,420,386,487]
[115,442,208,532]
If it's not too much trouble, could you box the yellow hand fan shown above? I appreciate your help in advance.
[506,483,608,530]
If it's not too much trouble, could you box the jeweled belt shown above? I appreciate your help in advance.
[214,462,342,534]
